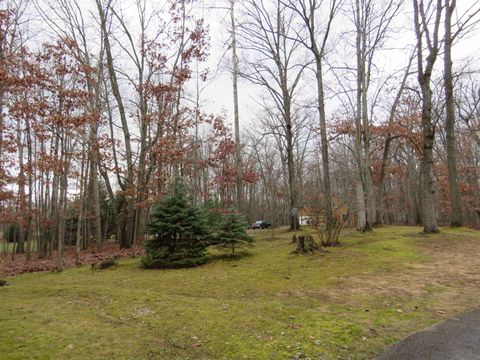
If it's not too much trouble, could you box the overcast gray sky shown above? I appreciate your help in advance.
[30,0,480,132]
[199,0,480,131]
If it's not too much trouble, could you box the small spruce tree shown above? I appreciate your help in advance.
[202,198,224,231]
[215,211,254,256]
[142,178,210,268]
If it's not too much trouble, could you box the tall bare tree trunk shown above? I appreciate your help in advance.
[285,101,298,230]
[360,16,375,225]
[354,0,370,231]
[76,147,86,265]
[96,0,134,248]
[315,65,333,235]
[89,136,103,250]
[444,0,462,227]
[25,116,33,261]
[362,96,375,226]
[405,149,421,225]
[230,0,244,212]
[375,55,413,224]
[49,132,60,256]
[56,132,69,271]
[420,91,438,233]
[284,0,341,240]
[16,117,25,253]
[413,0,442,233]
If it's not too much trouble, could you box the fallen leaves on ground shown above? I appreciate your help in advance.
[0,243,143,276]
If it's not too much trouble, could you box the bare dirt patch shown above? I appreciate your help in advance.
[330,230,480,316]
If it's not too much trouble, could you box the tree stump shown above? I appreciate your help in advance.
[293,235,319,253]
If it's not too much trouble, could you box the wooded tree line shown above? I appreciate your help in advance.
[231,0,480,237]
[1,0,479,261]
[0,0,252,262]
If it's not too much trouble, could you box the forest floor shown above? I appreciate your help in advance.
[0,242,143,277]
[1,226,480,359]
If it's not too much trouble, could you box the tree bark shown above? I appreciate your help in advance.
[96,0,134,247]
[375,55,413,224]
[230,0,244,213]
[89,136,103,250]
[413,0,442,233]
[354,0,371,231]
[16,117,25,253]
[444,0,462,227]
[56,131,69,271]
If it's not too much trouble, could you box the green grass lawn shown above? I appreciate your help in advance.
[1,226,480,359]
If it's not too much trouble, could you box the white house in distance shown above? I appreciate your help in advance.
[299,208,315,226]
[298,194,351,227]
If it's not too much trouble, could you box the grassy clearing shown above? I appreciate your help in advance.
[1,226,480,359]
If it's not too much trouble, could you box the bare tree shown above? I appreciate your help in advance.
[375,53,415,224]
[282,0,341,243]
[238,0,308,229]
[413,0,442,233]
[96,0,135,247]
[443,0,480,227]
[229,0,244,212]
[354,0,405,231]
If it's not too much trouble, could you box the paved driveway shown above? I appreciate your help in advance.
[376,309,480,360]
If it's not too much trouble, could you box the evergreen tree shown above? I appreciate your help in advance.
[142,179,210,268]
[202,198,224,231]
[215,211,254,256]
